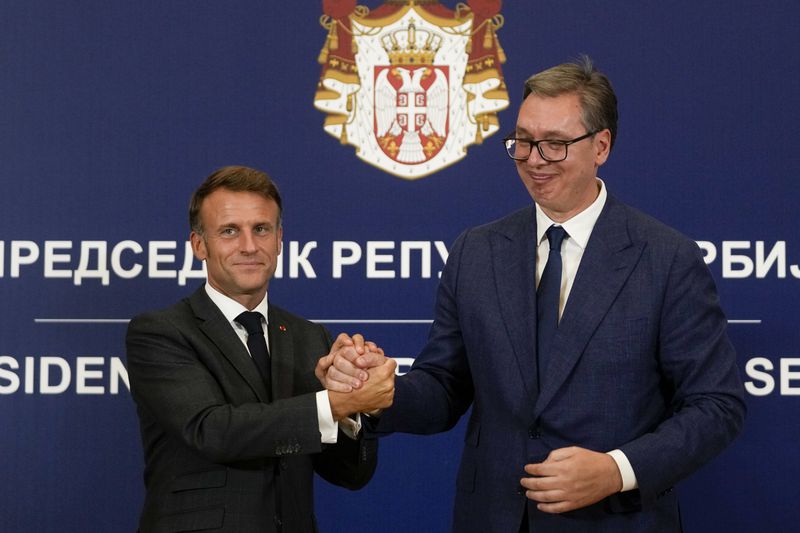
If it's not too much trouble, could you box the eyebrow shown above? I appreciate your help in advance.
[514,127,572,140]
[218,220,274,228]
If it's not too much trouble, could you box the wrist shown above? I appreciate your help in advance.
[327,390,354,421]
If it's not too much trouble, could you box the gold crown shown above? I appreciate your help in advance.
[382,21,441,65]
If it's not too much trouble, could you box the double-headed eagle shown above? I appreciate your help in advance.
[375,66,448,163]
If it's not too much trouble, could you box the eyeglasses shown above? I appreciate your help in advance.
[502,130,598,162]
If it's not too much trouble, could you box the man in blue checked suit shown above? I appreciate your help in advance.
[326,56,746,532]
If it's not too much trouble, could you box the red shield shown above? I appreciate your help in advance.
[373,65,450,164]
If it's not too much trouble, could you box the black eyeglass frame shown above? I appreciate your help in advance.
[502,130,599,162]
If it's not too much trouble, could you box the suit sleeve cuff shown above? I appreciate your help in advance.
[607,449,638,492]
[316,390,338,444]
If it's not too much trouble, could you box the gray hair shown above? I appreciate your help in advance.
[522,55,618,150]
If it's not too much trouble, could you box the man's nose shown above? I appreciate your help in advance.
[524,145,548,166]
[239,231,258,252]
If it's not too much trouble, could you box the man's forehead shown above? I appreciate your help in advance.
[515,94,584,136]
[203,189,274,207]
[201,190,278,221]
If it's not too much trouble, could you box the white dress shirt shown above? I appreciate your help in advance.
[534,179,638,492]
[204,283,351,444]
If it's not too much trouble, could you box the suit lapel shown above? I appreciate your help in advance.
[268,306,295,400]
[490,207,541,404]
[188,287,271,402]
[533,196,645,417]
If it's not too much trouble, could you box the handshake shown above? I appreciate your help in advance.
[315,333,396,421]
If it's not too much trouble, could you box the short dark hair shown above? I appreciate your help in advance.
[189,165,282,234]
[522,55,618,150]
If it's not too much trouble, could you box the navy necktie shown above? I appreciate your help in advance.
[235,311,272,399]
[537,225,568,380]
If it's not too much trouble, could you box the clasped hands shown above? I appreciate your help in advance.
[316,333,395,421]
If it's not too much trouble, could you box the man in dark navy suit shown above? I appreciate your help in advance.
[325,57,746,532]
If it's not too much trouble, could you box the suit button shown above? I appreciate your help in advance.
[528,426,541,439]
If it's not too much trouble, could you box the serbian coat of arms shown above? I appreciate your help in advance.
[314,0,509,179]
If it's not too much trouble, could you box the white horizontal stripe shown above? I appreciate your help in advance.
[311,319,433,324]
[34,318,130,324]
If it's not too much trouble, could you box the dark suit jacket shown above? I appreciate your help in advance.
[370,195,746,533]
[126,287,377,533]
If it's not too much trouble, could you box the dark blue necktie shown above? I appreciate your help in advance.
[537,225,568,380]
[235,311,272,400]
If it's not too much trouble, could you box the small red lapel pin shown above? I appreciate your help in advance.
[279,325,287,332]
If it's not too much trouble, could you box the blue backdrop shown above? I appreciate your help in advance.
[1,1,798,531]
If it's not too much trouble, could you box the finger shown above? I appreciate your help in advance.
[333,345,364,364]
[546,446,578,462]
[330,333,354,351]
[351,333,366,354]
[324,377,354,393]
[326,365,361,391]
[536,501,574,514]
[525,488,567,504]
[333,352,369,381]
[316,353,333,372]
[364,342,385,356]
[314,355,333,388]
[314,354,333,383]
[524,463,552,476]
[355,350,386,369]
[519,476,559,492]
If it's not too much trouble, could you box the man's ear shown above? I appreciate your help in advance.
[594,129,612,166]
[190,231,207,261]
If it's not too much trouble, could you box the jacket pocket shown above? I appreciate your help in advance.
[171,469,227,493]
[156,505,225,532]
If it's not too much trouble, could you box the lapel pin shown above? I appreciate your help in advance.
[279,325,287,332]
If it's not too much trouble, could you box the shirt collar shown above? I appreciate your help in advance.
[536,178,608,250]
[204,283,270,326]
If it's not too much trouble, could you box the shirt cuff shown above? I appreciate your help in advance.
[316,390,338,444]
[339,413,362,440]
[606,449,638,492]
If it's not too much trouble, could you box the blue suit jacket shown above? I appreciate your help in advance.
[371,195,745,532]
